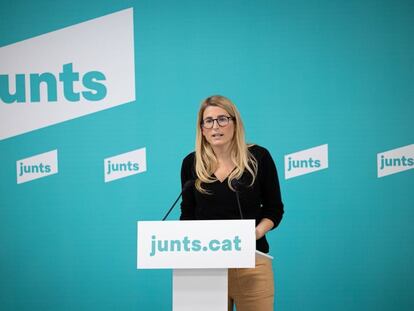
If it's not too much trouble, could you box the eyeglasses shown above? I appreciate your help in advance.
[201,116,233,129]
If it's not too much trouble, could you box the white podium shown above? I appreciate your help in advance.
[137,220,256,311]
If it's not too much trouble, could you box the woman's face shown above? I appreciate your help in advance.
[201,106,235,149]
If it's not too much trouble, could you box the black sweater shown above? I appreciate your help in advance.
[180,145,284,253]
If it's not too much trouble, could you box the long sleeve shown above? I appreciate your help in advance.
[179,153,196,220]
[258,147,284,229]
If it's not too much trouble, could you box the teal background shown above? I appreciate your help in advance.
[1,0,413,310]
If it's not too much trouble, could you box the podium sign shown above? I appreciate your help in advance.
[137,219,255,269]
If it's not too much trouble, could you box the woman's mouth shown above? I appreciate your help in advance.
[212,133,224,138]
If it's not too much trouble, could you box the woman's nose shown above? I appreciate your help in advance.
[212,119,220,129]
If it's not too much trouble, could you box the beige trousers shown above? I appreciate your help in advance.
[228,255,275,311]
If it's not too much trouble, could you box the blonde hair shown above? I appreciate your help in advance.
[195,95,258,193]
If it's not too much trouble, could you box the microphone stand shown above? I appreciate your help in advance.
[162,180,193,221]
[162,193,183,221]
[231,179,244,219]
[235,190,244,219]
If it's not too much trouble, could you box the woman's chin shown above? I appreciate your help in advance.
[209,140,231,148]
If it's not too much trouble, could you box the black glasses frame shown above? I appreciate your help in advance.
[201,116,233,129]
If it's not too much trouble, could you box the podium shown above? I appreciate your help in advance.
[137,220,256,311]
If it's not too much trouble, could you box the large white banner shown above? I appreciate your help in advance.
[0,8,135,140]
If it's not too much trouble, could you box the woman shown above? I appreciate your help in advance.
[180,95,284,311]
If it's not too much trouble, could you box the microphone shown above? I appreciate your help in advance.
[162,179,194,221]
[231,178,244,219]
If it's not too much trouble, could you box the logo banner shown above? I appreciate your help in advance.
[377,144,414,178]
[284,144,329,179]
[0,8,135,140]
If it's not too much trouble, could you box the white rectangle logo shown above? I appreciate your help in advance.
[16,150,58,184]
[377,144,414,178]
[104,147,147,182]
[284,144,328,179]
[137,220,256,269]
